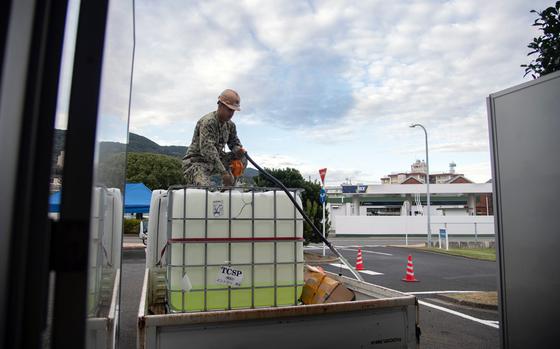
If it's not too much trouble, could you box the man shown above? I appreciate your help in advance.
[182,89,246,186]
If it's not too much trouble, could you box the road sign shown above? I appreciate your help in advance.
[319,168,327,184]
[319,188,326,204]
[439,229,446,238]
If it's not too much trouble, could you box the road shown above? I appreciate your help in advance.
[312,237,499,348]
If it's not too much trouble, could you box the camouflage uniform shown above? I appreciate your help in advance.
[183,111,244,186]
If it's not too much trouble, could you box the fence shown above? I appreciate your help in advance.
[333,215,494,237]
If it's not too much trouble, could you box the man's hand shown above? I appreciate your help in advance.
[235,147,246,157]
[222,173,234,186]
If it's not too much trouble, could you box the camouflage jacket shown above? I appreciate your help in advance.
[183,111,242,174]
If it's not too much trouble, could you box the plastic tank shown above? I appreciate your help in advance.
[88,187,123,315]
[105,188,123,269]
[146,190,168,268]
[166,188,304,312]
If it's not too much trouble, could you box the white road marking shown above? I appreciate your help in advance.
[407,290,486,295]
[329,263,384,276]
[340,247,392,256]
[418,300,499,329]
[359,270,384,276]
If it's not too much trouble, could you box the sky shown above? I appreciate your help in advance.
[57,0,552,185]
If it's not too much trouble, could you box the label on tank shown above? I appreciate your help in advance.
[212,200,224,217]
[216,266,243,287]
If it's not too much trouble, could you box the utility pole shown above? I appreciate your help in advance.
[319,168,327,256]
[410,124,431,246]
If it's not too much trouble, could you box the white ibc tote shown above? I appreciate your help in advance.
[145,190,168,268]
[88,187,123,315]
[161,187,304,312]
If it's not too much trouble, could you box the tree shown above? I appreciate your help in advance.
[96,152,127,188]
[126,152,185,190]
[254,167,330,244]
[522,1,560,78]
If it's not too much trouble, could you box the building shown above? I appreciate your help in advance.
[333,161,493,217]
[381,160,472,184]
[326,182,493,218]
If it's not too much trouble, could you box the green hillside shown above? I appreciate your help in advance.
[53,129,259,178]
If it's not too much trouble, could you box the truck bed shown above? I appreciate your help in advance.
[138,269,419,348]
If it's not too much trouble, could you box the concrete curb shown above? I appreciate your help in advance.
[388,244,425,248]
[123,243,145,250]
[303,251,339,264]
[435,294,498,311]
[398,246,495,262]
[305,258,340,264]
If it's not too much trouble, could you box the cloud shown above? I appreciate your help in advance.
[248,152,379,185]
[458,161,492,183]
[86,0,550,132]
[126,0,550,178]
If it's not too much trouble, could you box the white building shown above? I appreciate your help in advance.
[326,183,494,237]
[327,182,493,217]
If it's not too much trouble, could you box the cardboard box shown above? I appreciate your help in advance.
[325,283,356,303]
[300,270,325,304]
[301,267,355,304]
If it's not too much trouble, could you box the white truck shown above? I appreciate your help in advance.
[137,187,420,348]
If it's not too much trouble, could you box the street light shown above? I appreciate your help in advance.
[410,123,432,246]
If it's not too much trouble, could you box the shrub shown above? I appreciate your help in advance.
[124,218,140,235]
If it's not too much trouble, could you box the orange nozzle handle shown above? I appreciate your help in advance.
[230,159,244,177]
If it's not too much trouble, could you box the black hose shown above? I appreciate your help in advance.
[244,152,364,281]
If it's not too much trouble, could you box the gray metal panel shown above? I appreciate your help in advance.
[488,70,560,348]
[0,0,36,346]
[157,309,412,349]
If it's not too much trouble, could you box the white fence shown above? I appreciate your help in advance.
[333,215,494,236]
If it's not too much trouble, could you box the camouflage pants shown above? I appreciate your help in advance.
[183,153,246,186]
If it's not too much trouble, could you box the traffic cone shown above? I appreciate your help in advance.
[402,255,419,282]
[355,248,364,270]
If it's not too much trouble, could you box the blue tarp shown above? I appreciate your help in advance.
[49,191,61,212]
[49,183,152,214]
[123,183,152,213]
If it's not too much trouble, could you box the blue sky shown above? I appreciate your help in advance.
[57,0,553,185]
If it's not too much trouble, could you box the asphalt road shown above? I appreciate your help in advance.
[118,237,499,348]
[313,238,499,348]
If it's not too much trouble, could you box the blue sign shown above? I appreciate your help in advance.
[439,229,447,238]
[341,185,357,193]
[319,188,326,204]
[341,185,368,193]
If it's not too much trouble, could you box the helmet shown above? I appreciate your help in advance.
[218,89,241,111]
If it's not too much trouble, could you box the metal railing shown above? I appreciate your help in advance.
[429,221,495,242]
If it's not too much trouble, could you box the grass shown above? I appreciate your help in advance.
[445,291,498,306]
[419,247,496,261]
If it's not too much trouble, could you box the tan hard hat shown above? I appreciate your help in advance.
[218,89,241,111]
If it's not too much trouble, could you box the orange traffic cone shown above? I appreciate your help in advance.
[355,248,364,270]
[402,255,419,282]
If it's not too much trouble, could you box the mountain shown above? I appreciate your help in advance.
[127,133,187,158]
[53,130,186,159]
[243,167,259,177]
[52,129,259,178]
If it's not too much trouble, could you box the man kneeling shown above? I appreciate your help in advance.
[182,89,246,186]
